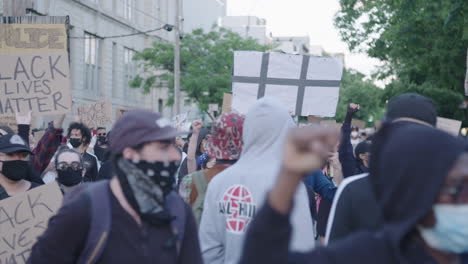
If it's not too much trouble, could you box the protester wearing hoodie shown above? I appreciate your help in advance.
[325,93,438,245]
[199,98,315,264]
[240,122,468,264]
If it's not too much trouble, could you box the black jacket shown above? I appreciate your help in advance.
[325,174,383,244]
[82,152,99,182]
[240,122,467,264]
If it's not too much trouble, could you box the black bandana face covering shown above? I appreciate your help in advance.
[114,158,180,226]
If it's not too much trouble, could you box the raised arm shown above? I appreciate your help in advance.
[339,104,360,178]
[187,120,203,174]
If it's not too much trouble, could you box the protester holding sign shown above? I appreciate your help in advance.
[240,122,468,264]
[29,110,202,264]
[0,134,40,200]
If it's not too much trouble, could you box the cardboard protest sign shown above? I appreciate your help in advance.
[0,182,63,263]
[320,120,341,131]
[116,108,131,120]
[77,101,113,129]
[0,116,18,133]
[437,117,462,136]
[222,93,232,114]
[0,23,72,116]
[231,51,343,117]
[374,120,382,130]
[352,119,366,129]
[33,130,45,144]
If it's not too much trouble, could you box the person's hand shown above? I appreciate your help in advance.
[15,111,32,125]
[192,120,203,134]
[348,103,360,114]
[328,151,341,169]
[89,135,97,148]
[54,114,66,129]
[282,126,339,180]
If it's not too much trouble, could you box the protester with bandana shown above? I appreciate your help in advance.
[179,112,244,225]
[29,110,202,264]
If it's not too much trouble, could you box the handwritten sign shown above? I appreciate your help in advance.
[77,101,112,129]
[307,115,323,124]
[0,182,63,263]
[0,24,72,116]
[172,113,189,132]
[437,117,462,136]
[0,116,18,133]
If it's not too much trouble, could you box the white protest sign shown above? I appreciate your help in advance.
[0,182,63,263]
[0,23,72,116]
[437,117,462,136]
[232,51,343,117]
[172,112,189,132]
[77,100,113,129]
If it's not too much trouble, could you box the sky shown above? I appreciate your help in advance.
[227,0,382,78]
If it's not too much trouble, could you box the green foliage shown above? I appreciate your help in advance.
[382,80,465,121]
[130,26,271,112]
[334,70,385,123]
[335,0,467,121]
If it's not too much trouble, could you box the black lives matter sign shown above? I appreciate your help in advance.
[0,24,72,116]
[0,183,63,263]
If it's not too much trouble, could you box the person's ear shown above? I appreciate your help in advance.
[122,148,140,162]
[419,210,436,228]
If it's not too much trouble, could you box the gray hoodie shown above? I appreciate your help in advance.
[199,98,315,264]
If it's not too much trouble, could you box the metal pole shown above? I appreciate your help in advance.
[173,0,181,116]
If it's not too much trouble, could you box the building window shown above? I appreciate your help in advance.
[0,0,3,16]
[124,0,133,20]
[112,42,119,98]
[158,99,163,113]
[84,33,102,92]
[123,47,136,98]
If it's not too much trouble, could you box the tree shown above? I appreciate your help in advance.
[130,26,271,117]
[335,0,467,121]
[334,70,385,124]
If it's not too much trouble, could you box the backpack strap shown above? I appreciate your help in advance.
[165,191,186,257]
[78,180,112,264]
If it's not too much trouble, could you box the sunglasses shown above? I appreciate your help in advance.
[56,161,83,172]
[97,133,107,136]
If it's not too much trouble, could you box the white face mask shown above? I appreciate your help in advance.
[418,204,468,254]
[351,131,359,138]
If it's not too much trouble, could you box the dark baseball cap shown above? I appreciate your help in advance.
[109,109,184,153]
[0,134,33,154]
[355,140,371,157]
[385,93,437,126]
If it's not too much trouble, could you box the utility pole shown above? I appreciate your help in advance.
[173,0,181,116]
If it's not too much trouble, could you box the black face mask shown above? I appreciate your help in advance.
[1,160,31,181]
[57,168,83,187]
[69,138,82,148]
[97,136,107,144]
[132,160,179,196]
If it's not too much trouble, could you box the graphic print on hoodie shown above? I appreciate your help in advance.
[199,97,315,264]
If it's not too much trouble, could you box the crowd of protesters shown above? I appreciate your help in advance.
[0,92,466,263]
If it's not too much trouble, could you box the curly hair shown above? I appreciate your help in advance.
[67,122,92,146]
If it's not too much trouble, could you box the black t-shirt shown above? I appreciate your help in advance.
[0,181,41,200]
[29,183,203,264]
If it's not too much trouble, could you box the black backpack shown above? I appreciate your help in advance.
[68,181,187,264]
